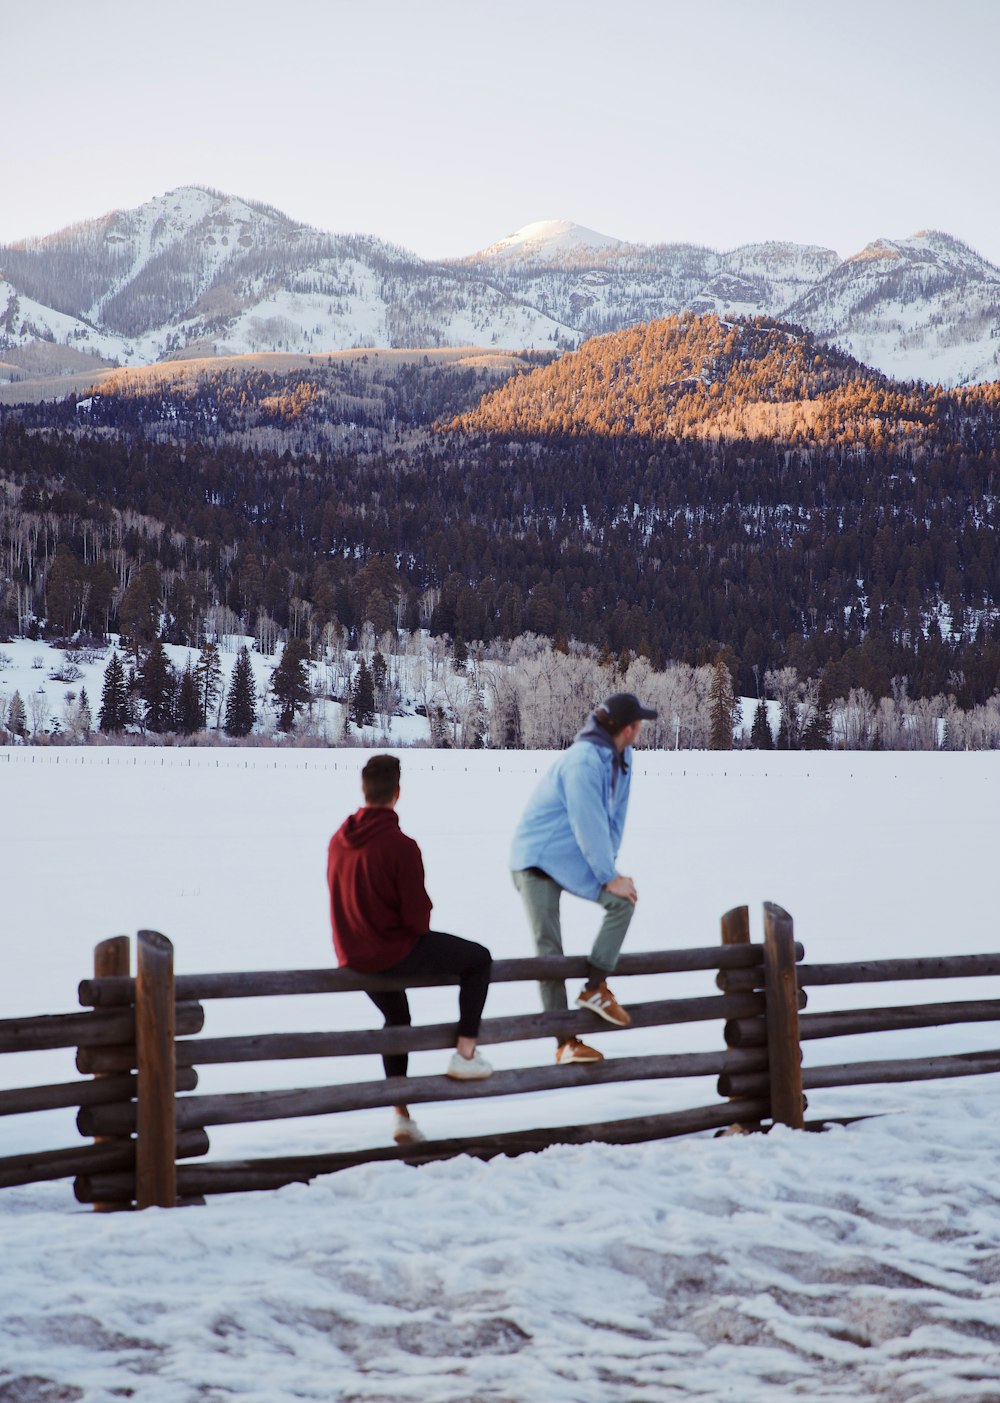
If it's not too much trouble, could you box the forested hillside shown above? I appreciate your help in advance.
[3,315,1000,709]
[450,313,947,443]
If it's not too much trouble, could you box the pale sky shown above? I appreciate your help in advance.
[4,0,999,265]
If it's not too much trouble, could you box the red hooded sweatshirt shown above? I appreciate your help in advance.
[326,806,432,971]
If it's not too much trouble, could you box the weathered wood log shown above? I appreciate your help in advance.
[763,903,805,1129]
[718,902,777,1118]
[717,967,764,992]
[0,1129,209,1191]
[135,931,176,1211]
[724,1048,1000,1095]
[80,991,766,1073]
[718,905,763,1126]
[799,999,1000,1041]
[717,942,806,992]
[717,906,752,997]
[90,936,133,1213]
[0,1008,139,1053]
[724,986,810,1049]
[721,907,750,947]
[724,1016,767,1048]
[0,1066,197,1117]
[717,1070,770,1098]
[728,997,1000,1048]
[78,945,769,1008]
[0,1000,203,1054]
[76,1013,200,1075]
[801,1048,1000,1090]
[797,954,1000,987]
[75,1098,773,1199]
[80,1046,771,1137]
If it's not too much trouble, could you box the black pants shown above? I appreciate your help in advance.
[367,931,492,1079]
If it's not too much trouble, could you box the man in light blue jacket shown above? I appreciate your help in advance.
[511,692,656,1064]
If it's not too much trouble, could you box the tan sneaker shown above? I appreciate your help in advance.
[556,1037,604,1065]
[392,1113,426,1146]
[576,981,631,1027]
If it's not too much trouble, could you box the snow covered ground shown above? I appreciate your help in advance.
[0,635,430,748]
[3,749,1000,1400]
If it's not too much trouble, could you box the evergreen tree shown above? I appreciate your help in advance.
[195,641,223,729]
[467,683,488,748]
[350,657,376,728]
[6,690,26,738]
[224,646,258,737]
[126,664,141,728]
[176,660,202,736]
[430,704,450,748]
[501,693,523,748]
[801,706,832,750]
[708,655,737,750]
[98,653,130,733]
[138,637,175,733]
[77,686,93,739]
[750,699,774,750]
[271,637,311,732]
[776,703,795,750]
[371,649,388,717]
[119,564,162,658]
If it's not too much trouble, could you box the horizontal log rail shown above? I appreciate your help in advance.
[0,1067,198,1118]
[720,1046,1000,1097]
[797,954,1000,987]
[802,1047,1000,1090]
[0,1002,204,1054]
[0,1129,210,1191]
[77,944,799,1008]
[78,1047,771,1138]
[725,996,1000,1048]
[78,990,768,1074]
[74,1099,773,1202]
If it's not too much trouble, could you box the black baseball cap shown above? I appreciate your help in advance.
[600,692,658,725]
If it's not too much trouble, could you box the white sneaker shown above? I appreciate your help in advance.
[392,1112,426,1146]
[445,1050,494,1080]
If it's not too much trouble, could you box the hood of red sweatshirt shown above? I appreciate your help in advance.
[333,806,400,849]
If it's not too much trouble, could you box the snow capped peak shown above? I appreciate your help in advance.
[477,219,622,262]
[845,230,998,276]
[3,189,1000,388]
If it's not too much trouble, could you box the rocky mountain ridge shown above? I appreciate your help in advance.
[2,188,998,387]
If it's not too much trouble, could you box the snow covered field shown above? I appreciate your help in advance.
[3,749,1000,1400]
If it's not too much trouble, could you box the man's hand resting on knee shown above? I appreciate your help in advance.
[604,875,638,905]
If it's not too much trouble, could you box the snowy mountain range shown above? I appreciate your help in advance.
[2,186,999,387]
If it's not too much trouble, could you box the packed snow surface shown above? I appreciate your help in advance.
[3,749,1000,1400]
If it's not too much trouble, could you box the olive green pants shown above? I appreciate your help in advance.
[512,867,635,1013]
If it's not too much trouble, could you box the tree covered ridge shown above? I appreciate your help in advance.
[2,320,1000,711]
[448,312,1000,444]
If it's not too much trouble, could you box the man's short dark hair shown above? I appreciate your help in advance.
[362,754,401,805]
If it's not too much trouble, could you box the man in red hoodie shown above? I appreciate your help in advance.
[327,753,493,1145]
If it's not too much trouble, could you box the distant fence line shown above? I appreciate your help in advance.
[3,905,1000,1211]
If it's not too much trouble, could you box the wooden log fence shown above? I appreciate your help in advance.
[2,904,999,1209]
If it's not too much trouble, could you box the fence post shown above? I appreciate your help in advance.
[762,903,804,1130]
[136,930,176,1209]
[718,906,763,1131]
[721,905,751,951]
[90,936,133,1212]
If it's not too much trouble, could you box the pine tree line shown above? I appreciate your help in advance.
[95,640,258,738]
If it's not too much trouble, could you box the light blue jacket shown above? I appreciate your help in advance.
[510,716,633,900]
